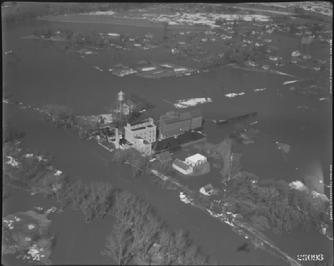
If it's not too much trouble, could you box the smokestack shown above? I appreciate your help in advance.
[114,127,120,149]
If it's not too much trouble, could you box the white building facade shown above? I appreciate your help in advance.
[124,118,156,156]
[185,153,207,167]
[172,153,208,175]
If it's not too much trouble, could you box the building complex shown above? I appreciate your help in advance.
[159,109,203,139]
[96,91,205,157]
[124,118,156,156]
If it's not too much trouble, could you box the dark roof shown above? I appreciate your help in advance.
[173,159,191,171]
[160,109,202,124]
[132,126,146,131]
[153,137,179,153]
[177,131,205,143]
[129,118,152,127]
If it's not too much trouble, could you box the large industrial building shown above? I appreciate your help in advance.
[159,109,203,139]
[124,117,157,155]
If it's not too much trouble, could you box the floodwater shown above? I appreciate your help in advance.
[2,16,332,266]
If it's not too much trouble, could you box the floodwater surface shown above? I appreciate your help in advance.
[3,16,332,265]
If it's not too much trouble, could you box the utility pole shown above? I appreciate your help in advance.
[228,153,233,182]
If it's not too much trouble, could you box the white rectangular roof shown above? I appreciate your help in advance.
[185,153,207,164]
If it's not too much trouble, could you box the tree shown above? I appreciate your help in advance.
[130,208,161,264]
[102,222,133,265]
[78,182,115,221]
[159,229,177,265]
[102,191,136,265]
[218,138,233,180]
[250,215,270,231]
[183,244,208,265]
[43,104,76,128]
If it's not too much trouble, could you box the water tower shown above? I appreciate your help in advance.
[117,90,125,113]
[116,90,126,126]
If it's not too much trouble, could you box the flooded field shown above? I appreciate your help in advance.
[3,7,332,266]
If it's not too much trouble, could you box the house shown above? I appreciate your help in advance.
[185,153,207,167]
[172,153,208,175]
[172,158,193,175]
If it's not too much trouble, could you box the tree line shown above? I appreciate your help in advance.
[224,172,330,234]
[102,190,211,265]
[192,137,331,235]
[4,133,212,265]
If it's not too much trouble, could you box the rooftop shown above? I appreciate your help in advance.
[177,131,205,143]
[135,136,150,145]
[160,109,202,124]
[128,117,154,127]
[132,126,146,131]
[173,158,192,171]
[185,153,207,164]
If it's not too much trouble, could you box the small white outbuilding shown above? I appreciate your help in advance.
[185,153,207,167]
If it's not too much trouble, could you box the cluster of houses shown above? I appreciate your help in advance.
[97,91,209,175]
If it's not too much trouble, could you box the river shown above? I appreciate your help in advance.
[2,15,332,266]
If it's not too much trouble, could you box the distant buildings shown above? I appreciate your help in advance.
[159,109,202,139]
[124,117,157,156]
[172,153,208,175]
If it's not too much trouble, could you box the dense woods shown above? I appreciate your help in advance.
[102,190,210,265]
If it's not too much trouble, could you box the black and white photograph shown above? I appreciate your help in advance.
[2,1,333,265]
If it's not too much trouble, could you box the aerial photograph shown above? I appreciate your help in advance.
[2,1,333,266]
